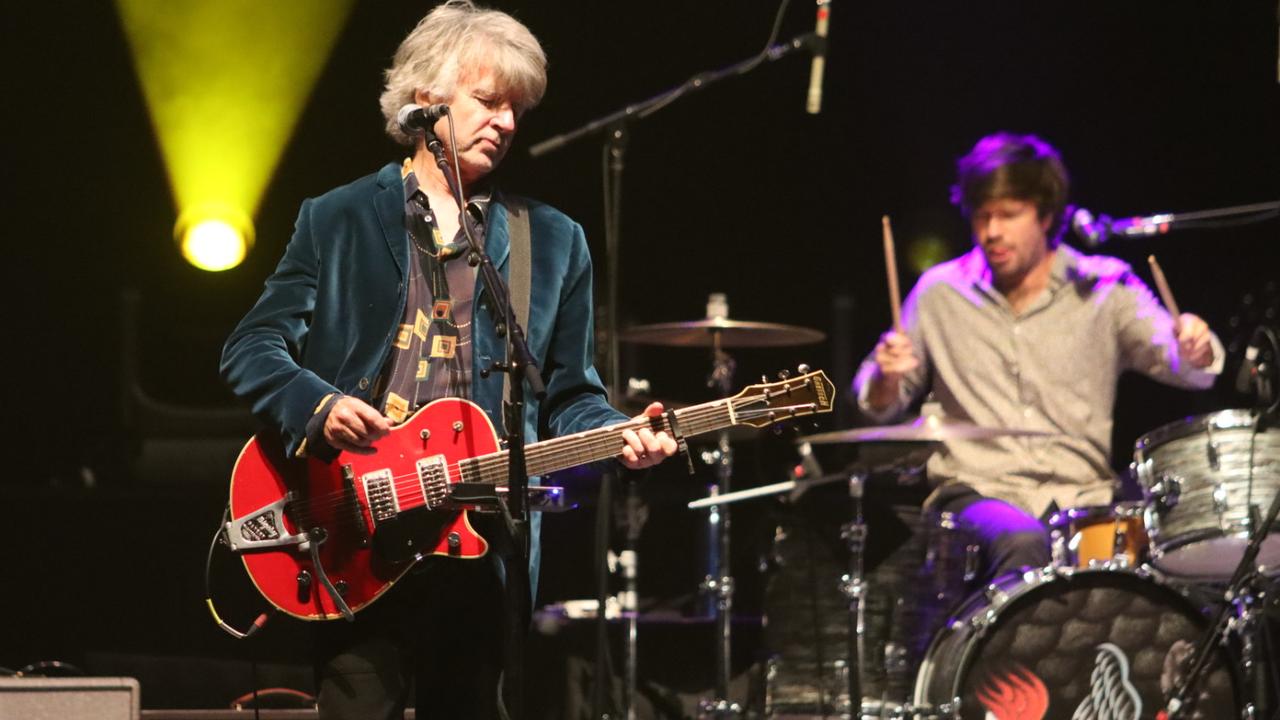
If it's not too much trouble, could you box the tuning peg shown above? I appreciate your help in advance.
[797,363,810,374]
[761,374,768,384]
[777,369,792,381]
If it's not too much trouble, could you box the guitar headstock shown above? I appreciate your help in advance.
[728,368,836,428]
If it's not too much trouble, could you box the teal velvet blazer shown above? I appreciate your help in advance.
[220,163,626,571]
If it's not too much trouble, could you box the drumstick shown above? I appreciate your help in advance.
[882,215,903,333]
[1147,255,1182,334]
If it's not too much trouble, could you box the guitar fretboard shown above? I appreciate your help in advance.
[457,398,739,486]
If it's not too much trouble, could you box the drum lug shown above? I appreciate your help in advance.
[1205,432,1221,472]
[838,572,862,601]
[1212,482,1229,516]
[972,584,1010,630]
[963,544,981,584]
[1150,474,1182,510]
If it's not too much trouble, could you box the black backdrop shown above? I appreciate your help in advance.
[5,0,1278,708]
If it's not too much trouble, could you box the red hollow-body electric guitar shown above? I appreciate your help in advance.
[225,370,834,620]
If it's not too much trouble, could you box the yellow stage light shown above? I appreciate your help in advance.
[116,0,355,271]
[176,204,254,272]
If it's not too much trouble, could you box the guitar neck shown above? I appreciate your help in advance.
[460,399,736,485]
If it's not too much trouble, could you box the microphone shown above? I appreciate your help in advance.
[1070,206,1112,247]
[805,0,832,114]
[396,103,450,134]
[1071,206,1179,247]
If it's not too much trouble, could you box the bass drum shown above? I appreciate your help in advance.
[913,568,1237,720]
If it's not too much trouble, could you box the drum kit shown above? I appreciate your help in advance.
[611,303,1278,720]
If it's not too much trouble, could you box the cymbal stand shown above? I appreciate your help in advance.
[620,478,647,720]
[839,470,868,720]
[698,327,742,719]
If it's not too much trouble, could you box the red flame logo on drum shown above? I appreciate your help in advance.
[976,665,1049,720]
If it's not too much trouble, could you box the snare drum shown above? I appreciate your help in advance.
[1047,503,1148,569]
[1134,409,1280,579]
[913,567,1239,719]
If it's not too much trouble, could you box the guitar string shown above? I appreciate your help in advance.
[277,403,739,527]
[277,390,816,530]
[276,392,814,529]
[271,388,815,530]
[276,402,737,525]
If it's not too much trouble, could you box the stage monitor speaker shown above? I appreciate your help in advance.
[0,676,140,720]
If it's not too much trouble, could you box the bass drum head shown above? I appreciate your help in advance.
[914,569,1237,720]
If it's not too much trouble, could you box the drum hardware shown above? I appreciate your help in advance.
[912,566,1242,720]
[1111,521,1131,566]
[1163,466,1280,720]
[1049,503,1149,570]
[1144,471,1182,510]
[623,303,825,719]
[839,470,869,719]
[1213,483,1230,516]
[1135,409,1280,579]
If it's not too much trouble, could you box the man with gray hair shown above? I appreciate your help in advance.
[221,2,675,717]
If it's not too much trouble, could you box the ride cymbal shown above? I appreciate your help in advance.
[619,319,825,348]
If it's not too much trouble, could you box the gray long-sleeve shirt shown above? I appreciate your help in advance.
[854,244,1223,516]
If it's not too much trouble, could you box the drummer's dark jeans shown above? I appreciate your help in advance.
[929,484,1052,583]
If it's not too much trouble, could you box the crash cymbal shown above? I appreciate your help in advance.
[800,416,1055,444]
[619,318,825,348]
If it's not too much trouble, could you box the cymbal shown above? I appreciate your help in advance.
[619,319,826,348]
[800,416,1055,444]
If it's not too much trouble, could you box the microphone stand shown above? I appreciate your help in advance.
[423,127,547,720]
[1083,199,1280,245]
[529,31,816,720]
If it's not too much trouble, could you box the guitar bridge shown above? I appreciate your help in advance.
[225,493,309,552]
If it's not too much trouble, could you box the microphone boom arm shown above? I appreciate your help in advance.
[1077,199,1280,246]
[527,32,815,158]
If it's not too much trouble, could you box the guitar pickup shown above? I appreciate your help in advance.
[225,494,309,552]
[362,469,398,524]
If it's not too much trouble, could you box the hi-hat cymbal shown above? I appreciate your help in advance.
[619,319,826,348]
[800,416,1055,444]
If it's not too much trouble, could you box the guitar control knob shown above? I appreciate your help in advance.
[296,570,313,603]
[447,532,461,549]
[335,580,349,596]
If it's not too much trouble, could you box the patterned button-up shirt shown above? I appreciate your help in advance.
[854,244,1223,516]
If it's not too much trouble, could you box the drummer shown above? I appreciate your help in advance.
[854,132,1224,581]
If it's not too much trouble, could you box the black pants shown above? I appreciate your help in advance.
[313,555,507,720]
[929,483,1053,583]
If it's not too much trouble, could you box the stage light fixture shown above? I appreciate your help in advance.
[116,0,355,271]
[175,203,254,272]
